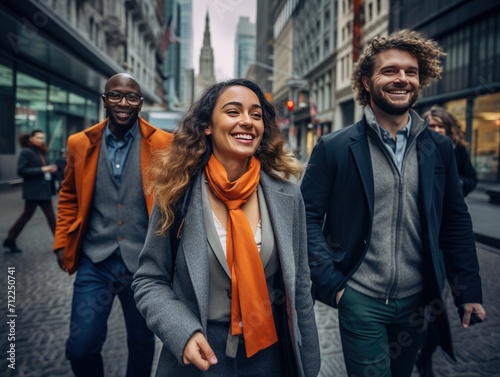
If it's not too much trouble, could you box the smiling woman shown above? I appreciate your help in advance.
[132,78,321,376]
[203,85,264,180]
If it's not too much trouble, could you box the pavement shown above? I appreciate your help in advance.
[0,185,498,377]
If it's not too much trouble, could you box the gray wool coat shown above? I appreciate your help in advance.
[132,171,320,377]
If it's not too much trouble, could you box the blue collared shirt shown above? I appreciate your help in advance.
[379,116,412,171]
[104,122,138,181]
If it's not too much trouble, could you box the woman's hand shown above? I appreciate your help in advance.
[42,164,58,173]
[182,331,218,371]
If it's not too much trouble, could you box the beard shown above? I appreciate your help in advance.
[369,83,419,115]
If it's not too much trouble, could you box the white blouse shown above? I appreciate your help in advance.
[211,211,262,257]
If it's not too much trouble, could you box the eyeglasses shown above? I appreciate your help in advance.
[104,91,142,106]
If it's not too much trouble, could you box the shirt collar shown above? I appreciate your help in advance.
[364,105,412,139]
[105,121,138,142]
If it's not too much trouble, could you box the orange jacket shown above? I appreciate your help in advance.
[53,117,173,274]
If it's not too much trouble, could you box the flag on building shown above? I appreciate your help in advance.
[160,15,180,55]
[353,0,362,62]
[310,99,318,124]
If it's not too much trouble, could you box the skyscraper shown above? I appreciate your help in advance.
[163,0,194,111]
[195,11,216,97]
[234,16,256,78]
[178,0,193,108]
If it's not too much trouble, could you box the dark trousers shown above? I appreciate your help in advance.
[7,200,56,240]
[203,321,283,376]
[338,285,426,377]
[66,253,155,377]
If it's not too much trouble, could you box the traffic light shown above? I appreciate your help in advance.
[286,99,295,112]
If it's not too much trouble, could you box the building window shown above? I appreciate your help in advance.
[471,93,500,182]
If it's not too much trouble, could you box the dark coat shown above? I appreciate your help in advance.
[454,143,477,197]
[17,147,55,201]
[300,111,482,360]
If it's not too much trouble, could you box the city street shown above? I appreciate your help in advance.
[0,186,499,377]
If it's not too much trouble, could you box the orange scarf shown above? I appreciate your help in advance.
[205,154,278,357]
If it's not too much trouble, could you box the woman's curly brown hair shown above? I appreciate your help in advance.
[352,29,446,106]
[423,105,468,147]
[148,78,303,234]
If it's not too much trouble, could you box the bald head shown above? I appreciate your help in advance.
[102,73,143,137]
[105,73,141,94]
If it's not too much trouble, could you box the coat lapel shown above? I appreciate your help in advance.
[181,175,210,327]
[349,121,374,219]
[417,132,436,221]
[80,120,106,215]
[259,174,296,293]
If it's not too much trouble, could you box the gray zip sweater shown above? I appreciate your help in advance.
[347,107,428,300]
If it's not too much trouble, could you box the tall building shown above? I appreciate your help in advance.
[334,0,389,131]
[234,16,256,78]
[294,0,338,156]
[254,0,276,99]
[0,0,165,185]
[162,0,193,111]
[178,0,194,108]
[195,11,216,98]
[271,0,299,152]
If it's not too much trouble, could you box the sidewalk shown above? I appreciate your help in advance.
[465,184,500,249]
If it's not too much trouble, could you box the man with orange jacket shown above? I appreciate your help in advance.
[54,73,173,377]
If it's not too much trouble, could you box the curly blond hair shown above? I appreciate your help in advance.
[352,29,445,106]
[148,78,303,234]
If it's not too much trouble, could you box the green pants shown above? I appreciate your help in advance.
[338,285,426,377]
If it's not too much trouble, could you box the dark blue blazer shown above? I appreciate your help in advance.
[301,111,482,359]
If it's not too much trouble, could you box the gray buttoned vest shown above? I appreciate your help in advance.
[82,133,148,273]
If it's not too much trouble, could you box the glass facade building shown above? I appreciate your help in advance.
[234,17,256,78]
[391,0,500,183]
[0,0,164,185]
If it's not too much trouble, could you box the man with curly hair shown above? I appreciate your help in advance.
[301,29,486,377]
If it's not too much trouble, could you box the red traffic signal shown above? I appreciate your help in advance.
[286,99,295,112]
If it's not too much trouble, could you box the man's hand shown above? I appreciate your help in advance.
[182,331,218,371]
[55,248,67,272]
[336,288,345,306]
[459,303,486,328]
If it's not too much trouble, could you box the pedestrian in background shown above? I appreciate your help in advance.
[53,73,173,377]
[301,29,486,377]
[425,105,478,196]
[3,130,57,253]
[416,105,478,377]
[133,78,320,376]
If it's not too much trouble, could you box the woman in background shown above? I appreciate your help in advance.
[425,105,477,196]
[3,129,58,253]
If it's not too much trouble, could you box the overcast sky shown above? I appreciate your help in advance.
[192,0,256,80]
